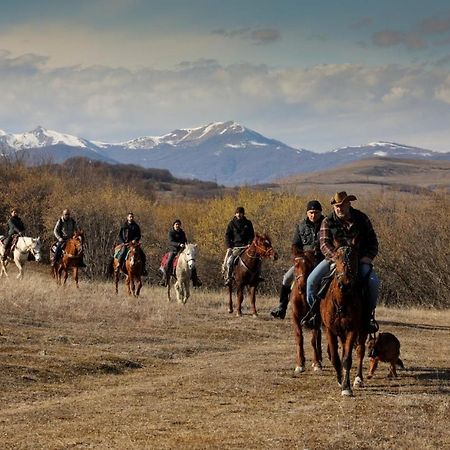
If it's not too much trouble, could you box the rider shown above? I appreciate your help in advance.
[117,212,148,275]
[223,206,255,286]
[2,208,25,261]
[53,209,86,267]
[159,219,202,287]
[304,192,379,332]
[270,200,324,319]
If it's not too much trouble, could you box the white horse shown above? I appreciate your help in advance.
[168,243,198,304]
[0,235,42,279]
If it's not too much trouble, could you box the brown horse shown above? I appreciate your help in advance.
[228,232,278,317]
[113,242,144,297]
[291,250,322,375]
[53,230,84,288]
[320,244,368,396]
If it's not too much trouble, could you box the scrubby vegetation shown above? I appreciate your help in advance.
[0,158,448,308]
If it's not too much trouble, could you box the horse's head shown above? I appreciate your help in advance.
[66,232,84,256]
[126,241,143,267]
[183,243,198,270]
[293,250,315,291]
[333,244,358,291]
[253,233,278,260]
[30,237,42,262]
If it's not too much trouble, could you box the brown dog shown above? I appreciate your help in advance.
[367,332,404,378]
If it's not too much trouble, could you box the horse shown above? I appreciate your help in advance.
[320,243,368,396]
[113,241,144,297]
[227,233,278,317]
[0,235,42,279]
[53,231,85,288]
[167,243,198,304]
[290,250,322,375]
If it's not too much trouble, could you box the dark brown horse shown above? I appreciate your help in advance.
[228,232,278,317]
[53,230,84,288]
[320,244,368,396]
[290,250,322,374]
[113,242,144,297]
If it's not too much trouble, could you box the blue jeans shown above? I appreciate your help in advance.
[306,259,379,311]
[281,266,295,287]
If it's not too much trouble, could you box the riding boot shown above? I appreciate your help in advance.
[301,296,320,328]
[270,285,291,319]
[367,309,379,334]
[191,267,202,287]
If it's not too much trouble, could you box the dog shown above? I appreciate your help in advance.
[367,332,404,379]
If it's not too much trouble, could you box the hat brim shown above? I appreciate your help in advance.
[331,194,357,205]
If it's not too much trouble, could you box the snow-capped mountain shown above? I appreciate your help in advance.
[1,122,449,185]
[0,126,115,163]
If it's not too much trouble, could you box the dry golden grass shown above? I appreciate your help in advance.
[0,269,449,449]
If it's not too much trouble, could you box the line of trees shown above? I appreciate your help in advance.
[1,158,448,308]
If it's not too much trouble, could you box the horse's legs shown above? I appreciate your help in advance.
[353,331,368,388]
[0,260,8,278]
[326,329,342,386]
[73,267,79,288]
[14,257,23,280]
[291,298,306,374]
[135,276,142,297]
[311,327,323,371]
[185,277,190,304]
[126,274,132,296]
[341,331,357,396]
[129,274,136,296]
[228,285,233,314]
[236,286,244,317]
[249,285,257,317]
[114,268,120,294]
[167,276,172,302]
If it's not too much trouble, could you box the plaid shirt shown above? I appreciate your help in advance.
[320,208,378,261]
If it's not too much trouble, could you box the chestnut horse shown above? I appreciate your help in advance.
[113,242,144,297]
[320,244,368,396]
[291,250,322,375]
[53,231,84,288]
[228,232,277,317]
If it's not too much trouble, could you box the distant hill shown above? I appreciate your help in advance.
[1,123,449,185]
[273,157,450,195]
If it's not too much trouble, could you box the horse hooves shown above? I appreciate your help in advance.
[341,389,353,397]
[353,376,364,388]
[228,309,233,314]
[252,313,258,318]
[236,312,242,317]
[294,366,305,375]
[312,363,322,372]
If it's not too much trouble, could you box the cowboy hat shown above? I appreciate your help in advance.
[330,191,357,205]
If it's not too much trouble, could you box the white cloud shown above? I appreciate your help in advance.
[0,51,449,152]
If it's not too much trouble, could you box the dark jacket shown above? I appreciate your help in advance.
[320,207,378,261]
[292,216,324,264]
[118,220,141,244]
[225,216,255,248]
[54,217,77,241]
[7,216,25,237]
[168,228,187,253]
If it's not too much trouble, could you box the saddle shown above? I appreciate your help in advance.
[160,252,179,274]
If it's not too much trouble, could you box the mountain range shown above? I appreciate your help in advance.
[1,122,449,185]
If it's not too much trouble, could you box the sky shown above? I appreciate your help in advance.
[1,0,450,152]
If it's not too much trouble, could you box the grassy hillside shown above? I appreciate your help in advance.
[0,158,449,308]
[0,274,449,449]
[274,157,450,196]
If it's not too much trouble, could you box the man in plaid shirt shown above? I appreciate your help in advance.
[304,192,379,332]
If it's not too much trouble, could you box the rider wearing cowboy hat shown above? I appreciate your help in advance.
[303,192,379,332]
[2,208,25,261]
